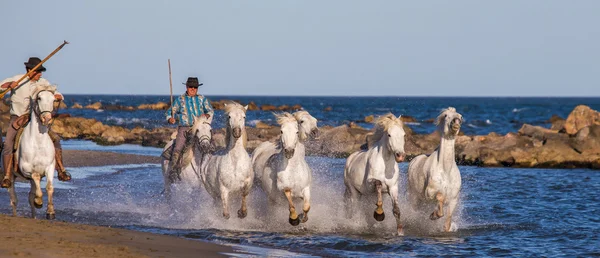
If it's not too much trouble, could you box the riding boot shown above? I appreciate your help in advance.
[1,153,14,188]
[55,148,71,181]
[169,152,182,182]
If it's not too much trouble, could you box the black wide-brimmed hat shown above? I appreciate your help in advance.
[24,57,46,72]
[183,77,203,87]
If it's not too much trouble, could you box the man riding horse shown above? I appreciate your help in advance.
[165,76,214,181]
[0,57,71,188]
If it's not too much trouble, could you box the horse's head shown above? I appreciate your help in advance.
[293,110,319,141]
[276,112,299,159]
[373,113,406,163]
[436,107,463,138]
[224,101,247,139]
[32,85,57,126]
[190,115,213,152]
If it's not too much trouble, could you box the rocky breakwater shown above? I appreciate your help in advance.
[3,99,599,169]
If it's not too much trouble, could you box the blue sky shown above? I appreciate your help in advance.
[1,1,599,96]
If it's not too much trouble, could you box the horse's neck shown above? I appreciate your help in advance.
[226,134,246,157]
[372,139,395,165]
[25,110,48,137]
[436,137,456,173]
[278,143,305,169]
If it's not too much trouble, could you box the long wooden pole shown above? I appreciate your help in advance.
[0,40,69,98]
[168,59,174,118]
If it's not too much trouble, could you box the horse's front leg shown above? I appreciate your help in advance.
[388,184,404,236]
[237,186,249,219]
[220,186,230,219]
[284,188,300,226]
[430,192,445,220]
[8,184,18,217]
[373,180,385,221]
[29,173,43,219]
[46,166,56,220]
[444,198,458,232]
[299,186,310,223]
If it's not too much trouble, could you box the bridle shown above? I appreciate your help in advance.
[33,90,56,125]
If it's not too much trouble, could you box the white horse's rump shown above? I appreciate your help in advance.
[6,86,57,219]
[407,107,463,232]
[252,112,317,226]
[201,102,253,219]
[161,115,213,198]
[343,113,406,235]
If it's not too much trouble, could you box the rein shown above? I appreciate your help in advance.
[32,90,56,125]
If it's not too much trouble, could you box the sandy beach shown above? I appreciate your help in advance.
[0,150,234,258]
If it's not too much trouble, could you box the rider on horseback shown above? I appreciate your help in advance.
[0,57,72,188]
[166,77,214,181]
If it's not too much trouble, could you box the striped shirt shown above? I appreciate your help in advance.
[166,94,214,126]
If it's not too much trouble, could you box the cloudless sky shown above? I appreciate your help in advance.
[1,1,599,96]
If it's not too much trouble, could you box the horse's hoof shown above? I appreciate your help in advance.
[429,211,442,220]
[237,209,247,219]
[300,213,308,223]
[397,228,405,236]
[46,213,55,220]
[1,179,12,188]
[223,213,230,220]
[58,171,71,181]
[373,211,385,222]
[34,200,43,209]
[289,216,301,226]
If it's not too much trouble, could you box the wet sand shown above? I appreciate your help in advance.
[0,150,234,258]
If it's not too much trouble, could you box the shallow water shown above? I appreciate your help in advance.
[1,141,599,257]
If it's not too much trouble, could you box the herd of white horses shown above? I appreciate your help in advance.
[3,91,464,236]
[160,101,464,235]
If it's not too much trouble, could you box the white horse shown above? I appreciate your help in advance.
[201,102,253,219]
[252,112,317,226]
[343,113,406,235]
[252,110,318,189]
[407,107,463,232]
[161,115,213,198]
[6,86,57,219]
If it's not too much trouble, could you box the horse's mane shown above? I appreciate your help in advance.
[223,100,246,114]
[293,111,310,141]
[276,112,297,126]
[224,101,247,149]
[32,85,57,99]
[292,111,309,121]
[435,107,457,126]
[370,113,404,144]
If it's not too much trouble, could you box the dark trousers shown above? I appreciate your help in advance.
[172,126,191,156]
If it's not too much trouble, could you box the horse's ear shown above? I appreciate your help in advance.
[244,105,248,111]
[192,115,198,124]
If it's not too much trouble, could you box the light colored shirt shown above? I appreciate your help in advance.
[0,74,63,116]
[166,94,214,127]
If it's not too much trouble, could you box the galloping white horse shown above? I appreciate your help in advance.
[407,107,463,232]
[252,112,317,226]
[161,115,213,198]
[344,113,406,235]
[201,102,253,219]
[5,85,57,219]
[252,110,318,190]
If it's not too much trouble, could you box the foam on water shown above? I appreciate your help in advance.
[2,140,599,256]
